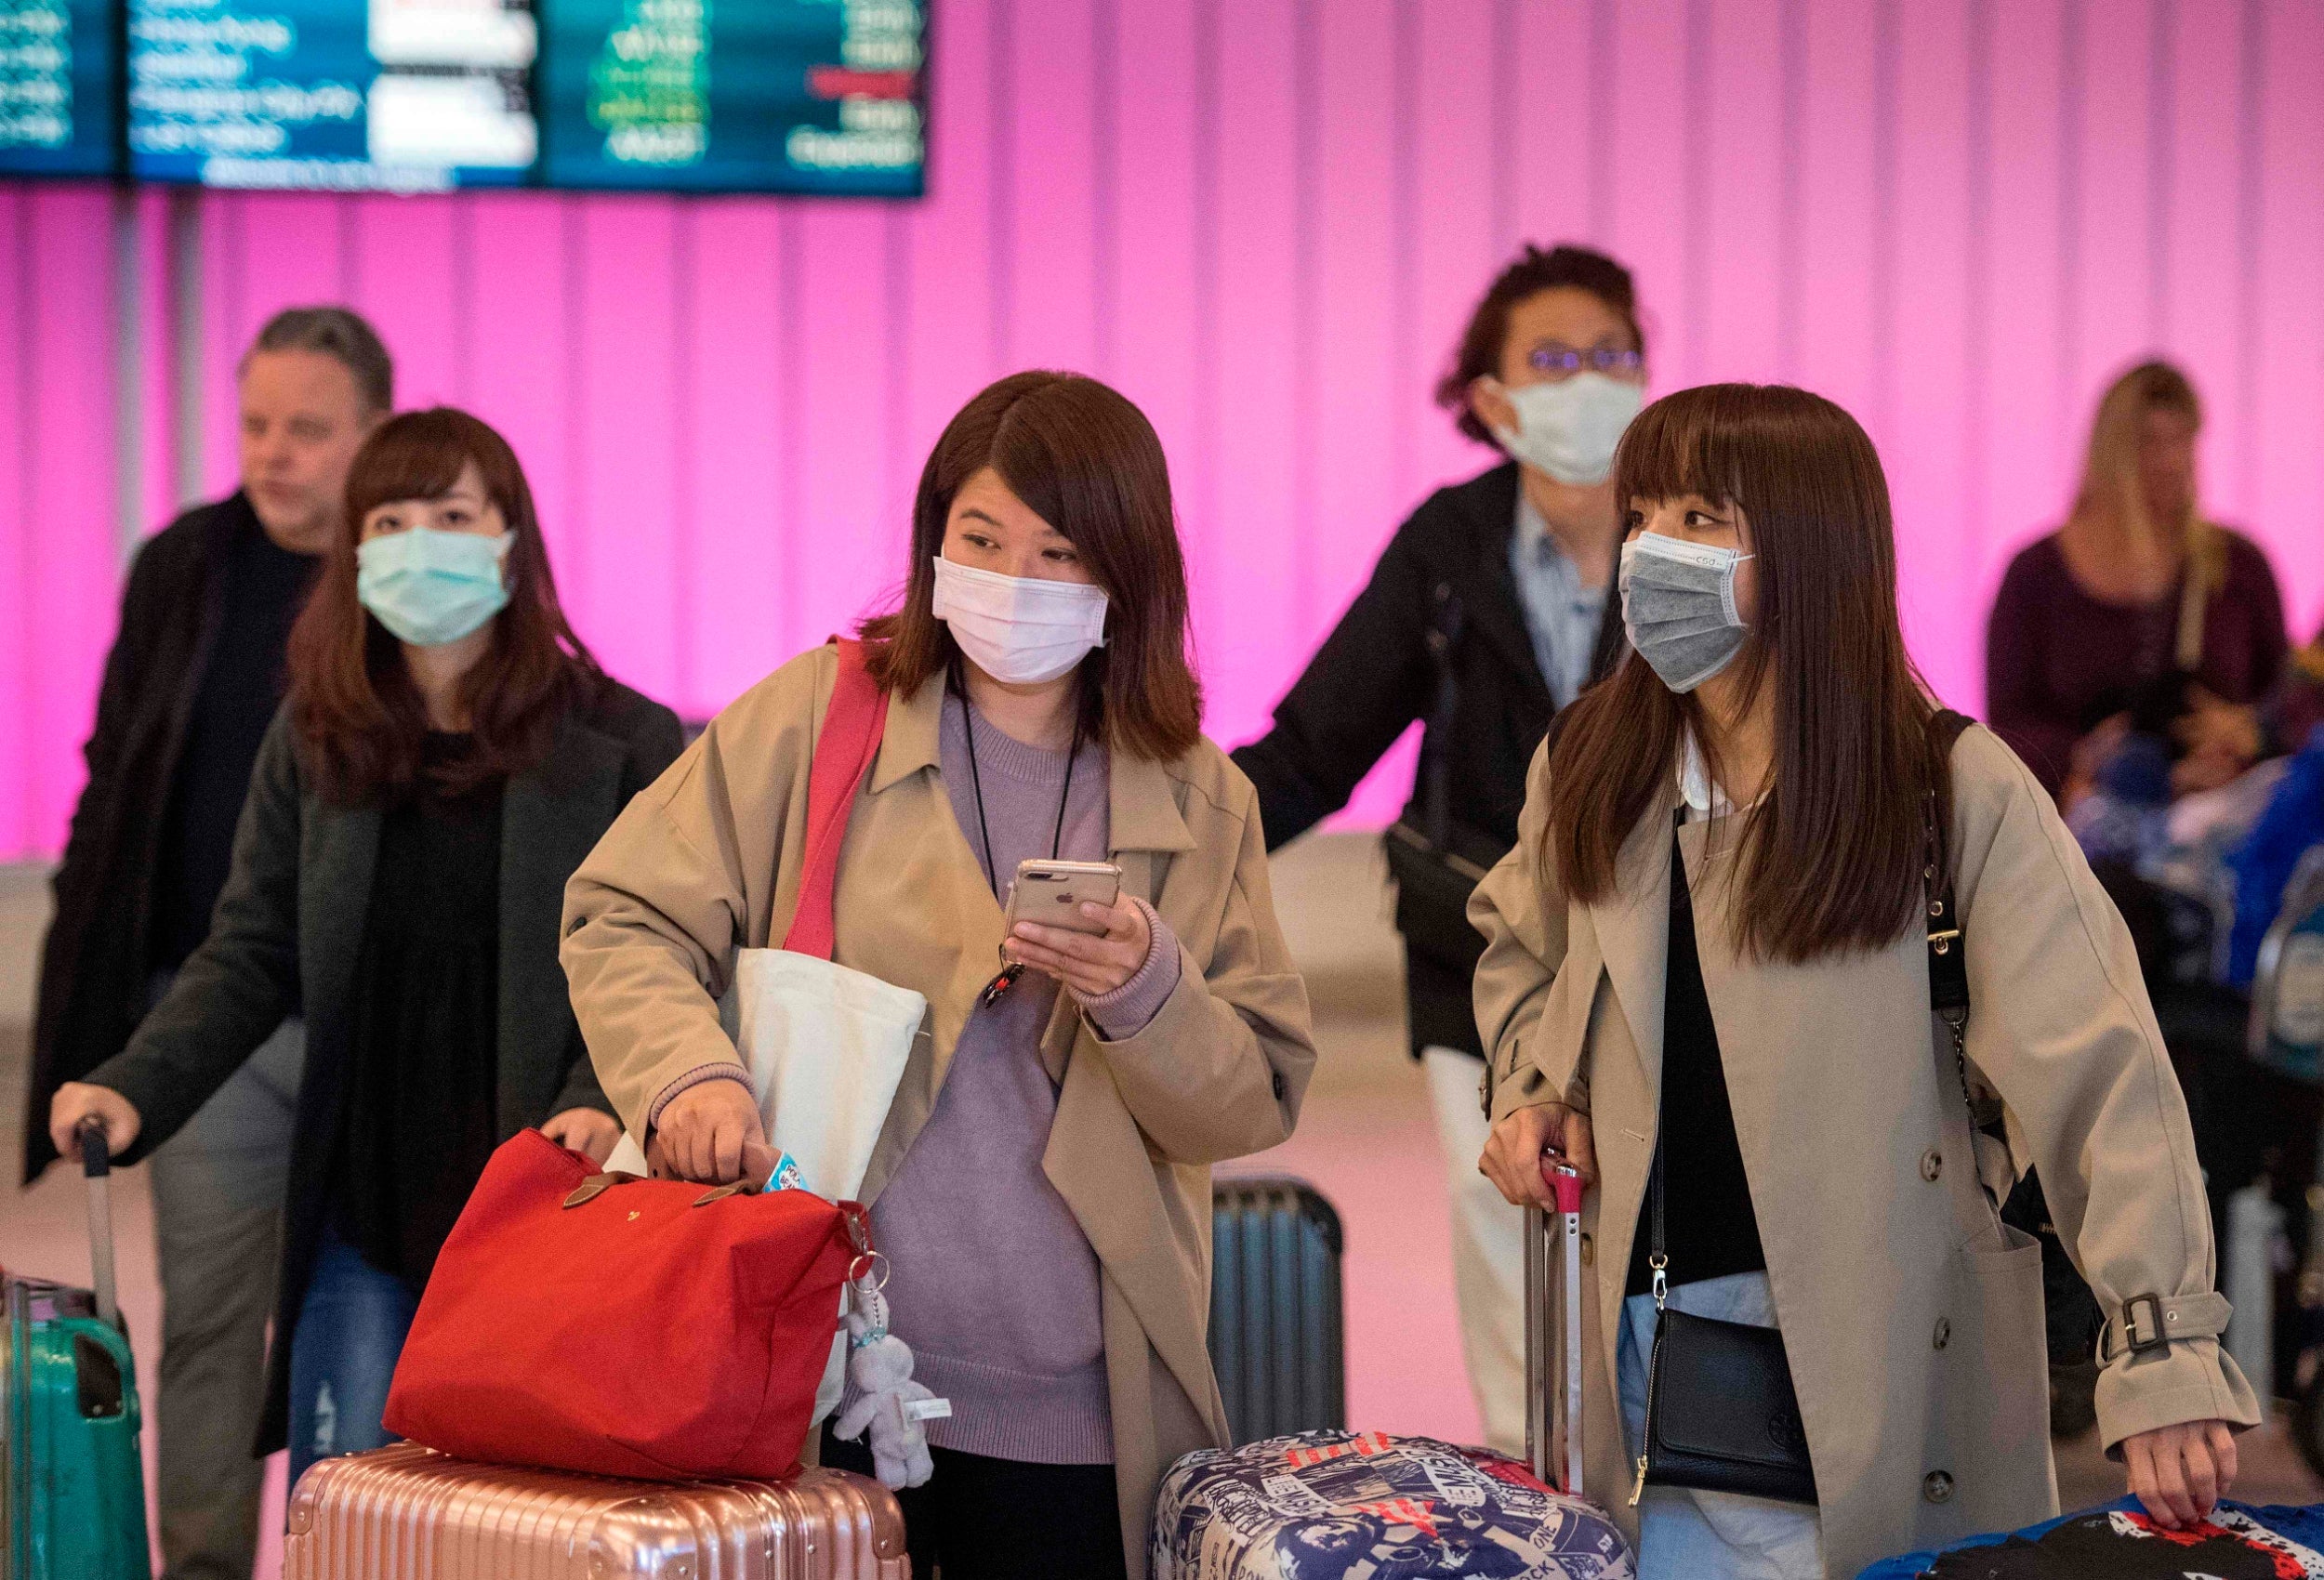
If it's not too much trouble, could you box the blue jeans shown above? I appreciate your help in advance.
[1618,1271,1825,1580]
[286,1226,420,1490]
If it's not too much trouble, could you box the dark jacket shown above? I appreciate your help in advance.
[26,493,279,1182]
[84,683,683,1455]
[1231,463,1623,1058]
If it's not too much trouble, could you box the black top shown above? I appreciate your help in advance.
[327,734,508,1284]
[151,510,320,972]
[1627,825,1768,1297]
[1230,464,1625,1056]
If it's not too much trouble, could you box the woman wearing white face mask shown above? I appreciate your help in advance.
[1475,385,2255,1578]
[563,372,1316,1580]
[1233,242,1647,1453]
[49,408,682,1488]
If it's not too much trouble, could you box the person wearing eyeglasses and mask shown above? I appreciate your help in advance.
[1476,384,2255,1578]
[1231,243,1645,1454]
[563,372,1315,1580]
[48,408,682,1492]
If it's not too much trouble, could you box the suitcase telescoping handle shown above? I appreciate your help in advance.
[77,1114,120,1330]
[1525,1157,1586,1498]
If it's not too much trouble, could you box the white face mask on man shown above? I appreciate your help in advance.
[1483,372,1644,487]
[931,555,1111,685]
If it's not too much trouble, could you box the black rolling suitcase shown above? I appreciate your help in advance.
[1208,1176,1344,1445]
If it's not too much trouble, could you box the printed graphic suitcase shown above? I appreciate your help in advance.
[1209,1176,1344,1444]
[283,1441,909,1579]
[2,1119,151,1580]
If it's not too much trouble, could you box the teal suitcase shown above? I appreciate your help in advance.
[2,1122,150,1580]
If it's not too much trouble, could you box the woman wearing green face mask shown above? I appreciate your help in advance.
[48,407,683,1489]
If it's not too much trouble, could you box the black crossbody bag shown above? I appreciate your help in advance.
[1382,584,1504,978]
[1631,711,2008,1509]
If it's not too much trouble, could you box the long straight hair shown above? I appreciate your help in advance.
[1546,384,1951,963]
[287,408,603,802]
[861,371,1204,761]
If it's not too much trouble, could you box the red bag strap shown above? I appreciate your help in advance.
[779,639,890,960]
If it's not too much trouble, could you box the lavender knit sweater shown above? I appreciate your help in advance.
[836,697,1178,1464]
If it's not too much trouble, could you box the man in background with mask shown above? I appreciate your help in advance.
[1232,244,1645,1453]
[24,306,391,1580]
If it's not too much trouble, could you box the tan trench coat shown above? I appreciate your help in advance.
[561,644,1316,1576]
[1472,721,2259,1579]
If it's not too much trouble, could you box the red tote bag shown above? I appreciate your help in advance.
[382,1128,865,1481]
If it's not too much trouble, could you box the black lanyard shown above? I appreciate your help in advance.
[955,670,1080,1006]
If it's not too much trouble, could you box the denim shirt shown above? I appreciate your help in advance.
[1510,492,1610,710]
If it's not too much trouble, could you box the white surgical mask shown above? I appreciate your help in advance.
[1486,373,1644,486]
[1619,533,1755,693]
[356,527,512,648]
[931,556,1110,685]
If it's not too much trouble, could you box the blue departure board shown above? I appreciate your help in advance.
[126,0,539,191]
[0,0,119,177]
[537,0,924,195]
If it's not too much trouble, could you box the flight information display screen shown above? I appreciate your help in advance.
[126,0,539,190]
[0,0,119,177]
[537,0,924,195]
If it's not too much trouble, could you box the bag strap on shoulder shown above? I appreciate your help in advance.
[781,639,891,961]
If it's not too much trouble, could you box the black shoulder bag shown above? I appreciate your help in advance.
[1382,583,1506,977]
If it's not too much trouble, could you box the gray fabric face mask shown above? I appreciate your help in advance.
[1619,533,1755,693]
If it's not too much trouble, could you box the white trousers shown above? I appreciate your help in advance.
[1422,1046,1528,1455]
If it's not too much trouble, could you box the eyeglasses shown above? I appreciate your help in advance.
[1525,345,1644,378]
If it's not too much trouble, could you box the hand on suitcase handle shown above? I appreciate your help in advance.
[1480,1101,1594,1209]
[46,1081,142,1168]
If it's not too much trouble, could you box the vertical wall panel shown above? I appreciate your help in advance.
[796,207,900,645]
[1887,0,1976,704]
[685,202,789,715]
[1004,0,1098,375]
[903,0,997,500]
[0,192,28,849]
[1606,0,1691,382]
[1700,0,1786,387]
[2255,0,2324,638]
[1511,2,1598,253]
[10,0,2324,856]
[26,187,115,850]
[1978,0,2068,688]
[1794,0,1880,426]
[574,198,681,699]
[349,195,462,411]
[1201,0,1300,748]
[1408,2,1499,499]
[2067,0,2155,409]
[2160,0,2249,526]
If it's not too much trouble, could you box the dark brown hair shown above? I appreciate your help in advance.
[861,371,1203,761]
[287,407,603,802]
[1545,384,1950,963]
[1435,244,1645,446]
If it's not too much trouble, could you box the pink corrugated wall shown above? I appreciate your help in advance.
[4,0,2322,860]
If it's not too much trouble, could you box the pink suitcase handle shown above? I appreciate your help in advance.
[1525,1154,1586,1499]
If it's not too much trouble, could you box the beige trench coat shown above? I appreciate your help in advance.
[1472,721,2259,1579]
[561,644,1316,1576]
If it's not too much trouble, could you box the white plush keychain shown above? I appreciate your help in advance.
[832,1271,948,1490]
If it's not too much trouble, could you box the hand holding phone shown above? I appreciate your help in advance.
[1000,860,1153,1001]
[1001,860,1121,937]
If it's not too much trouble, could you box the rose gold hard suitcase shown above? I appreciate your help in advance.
[283,1442,909,1579]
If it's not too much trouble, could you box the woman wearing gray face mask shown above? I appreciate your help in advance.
[1232,244,1648,1455]
[1472,383,2254,1579]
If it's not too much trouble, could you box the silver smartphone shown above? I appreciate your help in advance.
[1002,859,1122,936]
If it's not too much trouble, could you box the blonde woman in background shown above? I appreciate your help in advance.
[1986,361,2288,808]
